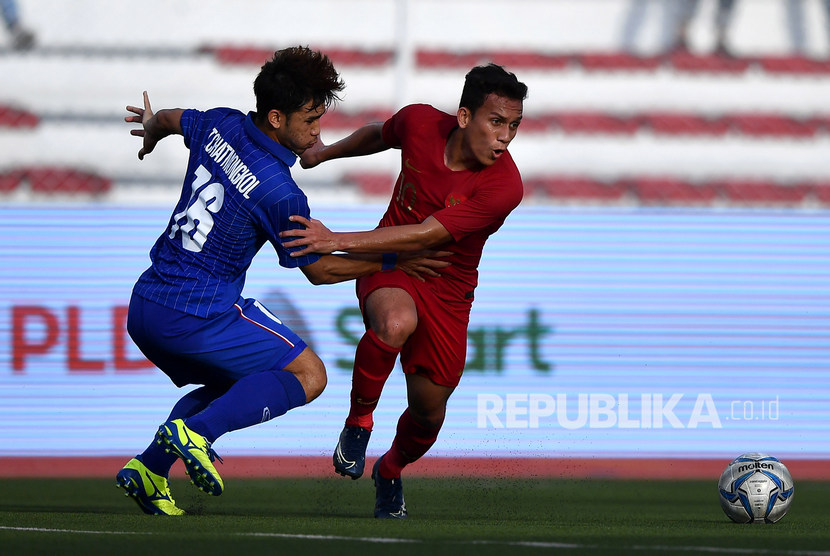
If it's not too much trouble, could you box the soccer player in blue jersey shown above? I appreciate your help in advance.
[115,46,447,516]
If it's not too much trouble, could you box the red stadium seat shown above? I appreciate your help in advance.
[26,167,112,195]
[711,179,810,204]
[344,172,395,196]
[0,170,24,192]
[323,109,394,130]
[810,182,830,203]
[204,45,273,65]
[641,112,728,136]
[205,45,393,67]
[0,104,39,128]
[528,176,627,201]
[549,112,639,135]
[668,51,751,74]
[416,50,489,68]
[755,55,830,75]
[625,177,718,204]
[511,115,553,133]
[416,50,569,70]
[721,114,818,138]
[576,52,661,72]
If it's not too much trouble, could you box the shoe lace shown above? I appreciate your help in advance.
[204,440,224,465]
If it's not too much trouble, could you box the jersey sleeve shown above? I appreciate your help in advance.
[432,167,523,241]
[381,104,430,149]
[179,108,204,150]
[261,193,321,269]
[181,108,240,150]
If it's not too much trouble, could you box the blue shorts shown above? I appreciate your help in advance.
[127,293,307,388]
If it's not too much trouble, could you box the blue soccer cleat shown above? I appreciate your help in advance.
[156,419,224,496]
[371,456,407,519]
[116,457,185,516]
[333,425,371,479]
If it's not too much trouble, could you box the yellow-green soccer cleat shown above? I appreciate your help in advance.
[156,419,224,496]
[116,458,185,516]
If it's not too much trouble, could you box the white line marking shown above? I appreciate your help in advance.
[0,526,149,536]
[2,525,830,555]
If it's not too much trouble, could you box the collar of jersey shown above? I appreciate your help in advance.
[243,112,297,168]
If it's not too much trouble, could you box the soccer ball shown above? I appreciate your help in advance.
[718,453,794,523]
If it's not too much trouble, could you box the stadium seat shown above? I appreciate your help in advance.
[0,104,39,128]
[26,167,112,195]
[667,52,751,74]
[575,52,661,72]
[624,177,718,205]
[204,45,393,67]
[528,176,627,201]
[323,109,394,130]
[810,182,830,203]
[417,49,571,70]
[344,172,395,196]
[711,179,810,204]
[721,114,819,138]
[755,55,830,75]
[641,112,728,136]
[549,112,639,135]
[0,170,24,193]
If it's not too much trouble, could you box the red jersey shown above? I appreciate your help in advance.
[379,104,523,299]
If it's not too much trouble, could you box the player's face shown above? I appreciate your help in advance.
[277,100,326,155]
[460,93,523,167]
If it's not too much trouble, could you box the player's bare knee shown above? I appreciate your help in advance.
[285,347,327,403]
[373,314,417,346]
[303,366,327,403]
[302,355,327,402]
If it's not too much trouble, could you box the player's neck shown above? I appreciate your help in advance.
[443,128,481,172]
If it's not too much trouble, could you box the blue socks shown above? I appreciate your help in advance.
[138,384,227,476]
[184,370,306,443]
[137,372,306,477]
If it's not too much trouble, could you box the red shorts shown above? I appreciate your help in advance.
[356,271,473,388]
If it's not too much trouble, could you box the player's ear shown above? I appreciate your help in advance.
[268,109,284,129]
[457,106,471,129]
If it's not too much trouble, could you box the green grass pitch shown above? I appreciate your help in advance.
[1,477,829,555]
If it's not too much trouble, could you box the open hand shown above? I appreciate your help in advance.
[125,91,157,160]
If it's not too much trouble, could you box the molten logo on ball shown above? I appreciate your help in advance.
[718,452,794,523]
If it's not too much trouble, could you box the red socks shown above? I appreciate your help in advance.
[346,329,443,479]
[378,408,442,479]
[345,329,400,430]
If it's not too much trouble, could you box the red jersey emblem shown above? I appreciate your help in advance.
[445,193,467,207]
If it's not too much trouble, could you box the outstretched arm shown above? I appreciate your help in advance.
[299,250,450,285]
[300,121,390,169]
[125,91,185,160]
[280,215,453,256]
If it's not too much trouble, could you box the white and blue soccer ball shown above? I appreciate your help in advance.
[718,452,794,523]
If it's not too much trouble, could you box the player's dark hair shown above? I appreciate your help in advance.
[459,63,528,115]
[254,46,345,118]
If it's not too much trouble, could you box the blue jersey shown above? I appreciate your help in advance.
[133,108,320,318]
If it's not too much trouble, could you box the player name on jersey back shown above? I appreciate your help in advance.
[204,128,261,199]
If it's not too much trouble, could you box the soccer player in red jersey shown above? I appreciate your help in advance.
[281,64,528,519]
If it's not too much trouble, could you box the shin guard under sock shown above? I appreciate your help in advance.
[379,409,442,479]
[345,329,401,430]
[184,370,306,443]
